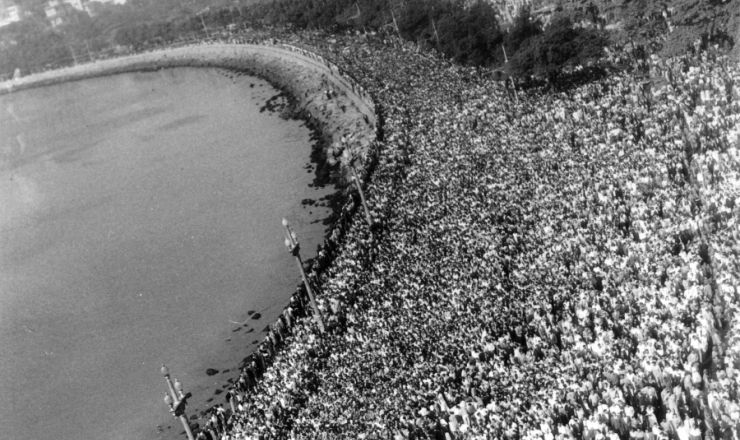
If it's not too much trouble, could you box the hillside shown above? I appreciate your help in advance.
[2,0,738,78]
[494,0,740,57]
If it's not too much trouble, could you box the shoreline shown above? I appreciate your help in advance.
[0,44,378,189]
[0,43,376,134]
[1,42,379,437]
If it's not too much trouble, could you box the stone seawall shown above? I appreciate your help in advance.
[0,42,381,434]
[0,43,376,155]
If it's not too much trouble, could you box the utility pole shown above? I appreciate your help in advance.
[391,10,401,37]
[196,7,210,39]
[501,44,518,104]
[431,19,440,48]
[327,142,374,227]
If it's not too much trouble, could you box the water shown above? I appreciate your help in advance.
[0,68,332,440]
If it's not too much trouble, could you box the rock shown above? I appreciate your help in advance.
[206,368,219,376]
[251,313,262,320]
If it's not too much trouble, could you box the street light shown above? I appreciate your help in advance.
[327,141,374,227]
[282,218,326,333]
[161,364,195,440]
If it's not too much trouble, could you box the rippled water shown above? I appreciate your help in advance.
[0,68,331,440]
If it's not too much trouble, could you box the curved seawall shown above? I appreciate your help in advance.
[0,43,377,153]
[0,42,379,439]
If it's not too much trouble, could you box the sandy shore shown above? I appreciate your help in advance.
[0,43,376,156]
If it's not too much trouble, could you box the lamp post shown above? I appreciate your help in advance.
[161,364,195,440]
[327,142,373,227]
[282,218,325,333]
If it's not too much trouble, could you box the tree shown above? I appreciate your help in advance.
[510,15,608,83]
[0,18,72,75]
[11,0,49,20]
[436,0,503,65]
[397,0,433,38]
[505,5,542,55]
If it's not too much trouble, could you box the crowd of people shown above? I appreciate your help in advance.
[171,30,740,440]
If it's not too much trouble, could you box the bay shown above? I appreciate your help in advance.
[0,67,331,440]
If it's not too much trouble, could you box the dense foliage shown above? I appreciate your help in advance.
[396,0,504,65]
[0,0,609,80]
[508,14,609,82]
[0,18,72,73]
[1,0,735,81]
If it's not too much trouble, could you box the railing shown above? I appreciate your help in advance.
[2,38,379,135]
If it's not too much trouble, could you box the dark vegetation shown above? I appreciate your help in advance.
[614,0,738,56]
[0,0,736,83]
[508,13,609,83]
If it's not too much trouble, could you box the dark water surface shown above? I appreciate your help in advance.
[0,68,331,440]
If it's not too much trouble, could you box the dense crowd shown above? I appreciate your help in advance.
[181,32,740,440]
